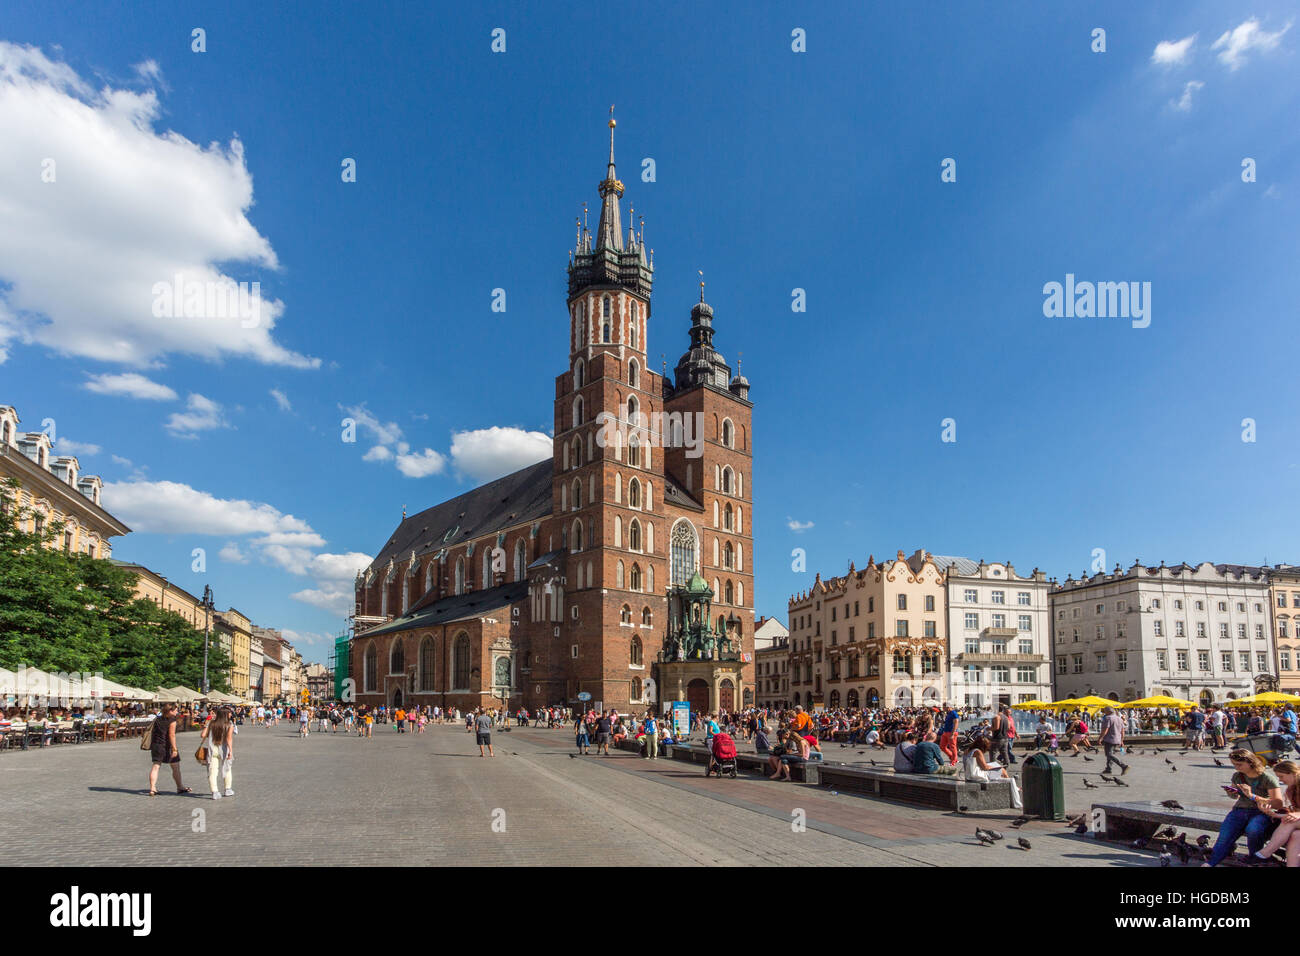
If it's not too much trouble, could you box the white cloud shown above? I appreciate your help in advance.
[269,388,291,412]
[362,445,392,462]
[102,480,316,536]
[84,372,178,401]
[395,447,447,478]
[0,42,317,369]
[1152,34,1197,66]
[289,587,354,616]
[280,628,331,647]
[787,517,814,532]
[132,59,164,87]
[165,393,226,437]
[342,403,404,446]
[54,438,100,456]
[1212,19,1291,70]
[219,541,249,564]
[1172,80,1205,111]
[307,551,373,582]
[450,426,552,482]
[111,454,133,468]
[105,476,369,621]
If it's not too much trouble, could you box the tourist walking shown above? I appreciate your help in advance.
[1098,706,1130,776]
[938,703,960,766]
[200,708,235,800]
[147,702,192,797]
[595,710,613,756]
[574,713,590,754]
[474,707,494,757]
[990,705,1013,767]
[298,707,310,738]
[643,711,659,760]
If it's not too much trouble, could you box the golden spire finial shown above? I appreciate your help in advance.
[698,269,705,302]
[609,104,616,128]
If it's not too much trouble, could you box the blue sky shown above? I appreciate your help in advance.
[1,2,1297,663]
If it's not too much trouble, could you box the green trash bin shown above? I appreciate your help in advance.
[1021,752,1064,820]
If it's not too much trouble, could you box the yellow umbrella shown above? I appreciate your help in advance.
[1012,700,1050,710]
[1225,692,1300,708]
[1119,695,1197,710]
[1048,695,1115,711]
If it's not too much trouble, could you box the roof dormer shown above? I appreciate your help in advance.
[0,406,18,448]
[18,432,53,470]
[77,475,103,507]
[51,456,80,487]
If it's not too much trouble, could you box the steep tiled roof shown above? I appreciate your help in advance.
[367,459,553,572]
[358,580,528,638]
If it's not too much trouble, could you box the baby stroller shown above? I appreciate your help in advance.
[706,731,738,778]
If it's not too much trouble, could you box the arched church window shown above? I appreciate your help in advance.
[628,478,641,508]
[602,296,611,342]
[671,521,697,587]
[453,633,471,689]
[628,359,639,388]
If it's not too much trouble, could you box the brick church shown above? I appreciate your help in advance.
[349,116,755,716]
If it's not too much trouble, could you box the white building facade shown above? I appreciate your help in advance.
[923,555,1053,707]
[1049,562,1273,706]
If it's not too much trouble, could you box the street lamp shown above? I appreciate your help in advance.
[201,585,215,694]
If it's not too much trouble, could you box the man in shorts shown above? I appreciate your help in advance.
[594,710,613,755]
[474,707,494,757]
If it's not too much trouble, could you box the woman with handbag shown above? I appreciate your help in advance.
[146,702,192,796]
[199,708,235,800]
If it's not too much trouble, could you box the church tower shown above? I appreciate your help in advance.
[542,112,754,714]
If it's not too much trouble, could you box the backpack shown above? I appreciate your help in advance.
[140,718,155,750]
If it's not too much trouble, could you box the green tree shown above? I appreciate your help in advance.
[0,478,232,693]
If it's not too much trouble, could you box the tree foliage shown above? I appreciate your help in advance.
[0,479,231,693]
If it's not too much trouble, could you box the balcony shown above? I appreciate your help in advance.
[954,652,1046,665]
[981,627,1020,639]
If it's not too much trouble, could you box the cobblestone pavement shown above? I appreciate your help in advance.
[0,723,1235,867]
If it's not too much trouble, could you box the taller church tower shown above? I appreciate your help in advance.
[541,113,754,715]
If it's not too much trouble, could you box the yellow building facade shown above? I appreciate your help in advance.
[215,609,252,696]
[0,405,129,557]
[789,551,948,710]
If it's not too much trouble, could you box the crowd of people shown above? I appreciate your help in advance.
[98,688,1300,866]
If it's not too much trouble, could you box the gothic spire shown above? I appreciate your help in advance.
[594,106,624,253]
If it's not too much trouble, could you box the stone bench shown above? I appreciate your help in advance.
[816,763,1013,811]
[664,742,821,783]
[1091,801,1226,842]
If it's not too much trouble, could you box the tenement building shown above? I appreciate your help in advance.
[0,404,128,558]
[1049,561,1274,706]
[922,553,1053,708]
[349,117,755,714]
[788,551,947,710]
[1217,564,1300,695]
[755,632,790,710]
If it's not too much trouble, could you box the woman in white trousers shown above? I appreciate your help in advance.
[201,709,235,800]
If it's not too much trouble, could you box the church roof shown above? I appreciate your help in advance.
[367,458,553,573]
[359,580,529,638]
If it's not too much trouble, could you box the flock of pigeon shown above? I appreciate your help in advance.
[1068,741,1227,791]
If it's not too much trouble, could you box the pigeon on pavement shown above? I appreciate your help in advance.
[1017,838,1032,850]
[1161,800,1185,811]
